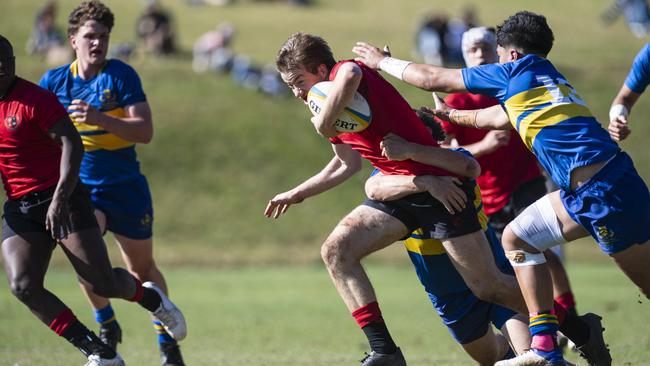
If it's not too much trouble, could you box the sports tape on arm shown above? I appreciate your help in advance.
[609,104,629,121]
[378,57,412,80]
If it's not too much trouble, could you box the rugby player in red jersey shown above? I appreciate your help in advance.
[0,35,185,366]
[266,32,538,366]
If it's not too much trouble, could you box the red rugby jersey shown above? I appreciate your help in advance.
[328,60,456,177]
[0,78,67,199]
[441,92,542,215]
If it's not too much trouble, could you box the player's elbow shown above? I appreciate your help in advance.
[346,159,362,175]
[466,159,481,179]
[315,123,337,138]
[136,127,154,144]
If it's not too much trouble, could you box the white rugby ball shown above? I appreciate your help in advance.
[307,81,372,133]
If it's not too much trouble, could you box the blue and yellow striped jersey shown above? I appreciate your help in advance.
[39,59,147,185]
[462,55,619,190]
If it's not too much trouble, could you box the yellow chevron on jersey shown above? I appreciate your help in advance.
[404,183,488,256]
[462,55,620,190]
[505,85,593,150]
[473,184,489,231]
[404,229,446,255]
[73,107,135,152]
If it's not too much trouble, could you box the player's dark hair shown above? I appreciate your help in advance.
[414,107,446,142]
[67,1,114,36]
[496,11,554,56]
[276,32,336,74]
[0,35,13,54]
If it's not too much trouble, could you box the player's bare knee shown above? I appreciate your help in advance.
[91,278,120,298]
[9,277,42,304]
[321,236,349,271]
[128,261,156,281]
[89,268,125,298]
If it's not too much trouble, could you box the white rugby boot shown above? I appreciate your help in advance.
[494,350,576,366]
[84,353,125,366]
[143,281,187,341]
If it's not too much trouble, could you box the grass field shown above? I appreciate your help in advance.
[1,255,649,365]
[1,0,650,365]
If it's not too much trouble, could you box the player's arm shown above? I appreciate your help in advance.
[443,130,511,158]
[380,133,481,179]
[46,116,85,239]
[352,42,466,93]
[264,144,361,218]
[312,62,362,138]
[68,100,154,143]
[365,173,467,214]
[608,84,640,141]
[430,94,511,130]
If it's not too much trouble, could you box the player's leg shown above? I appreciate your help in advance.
[513,178,580,318]
[610,241,650,298]
[500,313,532,356]
[113,176,183,365]
[441,230,528,314]
[321,204,408,365]
[61,184,186,342]
[76,209,124,351]
[60,227,186,339]
[445,296,519,365]
[1,213,121,364]
[461,329,512,366]
[500,191,609,365]
[114,233,183,365]
[545,249,578,317]
[599,155,650,298]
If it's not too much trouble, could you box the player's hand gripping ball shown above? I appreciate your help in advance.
[307,81,372,133]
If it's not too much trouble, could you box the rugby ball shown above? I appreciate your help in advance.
[307,81,372,133]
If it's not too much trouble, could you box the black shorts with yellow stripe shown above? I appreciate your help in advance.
[363,179,483,240]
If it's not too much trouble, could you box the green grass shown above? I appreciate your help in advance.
[1,258,649,365]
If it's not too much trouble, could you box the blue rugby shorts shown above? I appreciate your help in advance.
[85,175,154,240]
[561,152,650,255]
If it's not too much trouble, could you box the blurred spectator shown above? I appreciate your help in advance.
[192,23,236,73]
[259,64,290,97]
[109,42,137,62]
[191,22,288,97]
[415,7,479,67]
[602,0,650,37]
[414,13,447,66]
[136,0,176,55]
[26,1,71,66]
[443,6,479,66]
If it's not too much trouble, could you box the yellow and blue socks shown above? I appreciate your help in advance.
[153,320,177,347]
[95,304,117,327]
[530,312,564,364]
